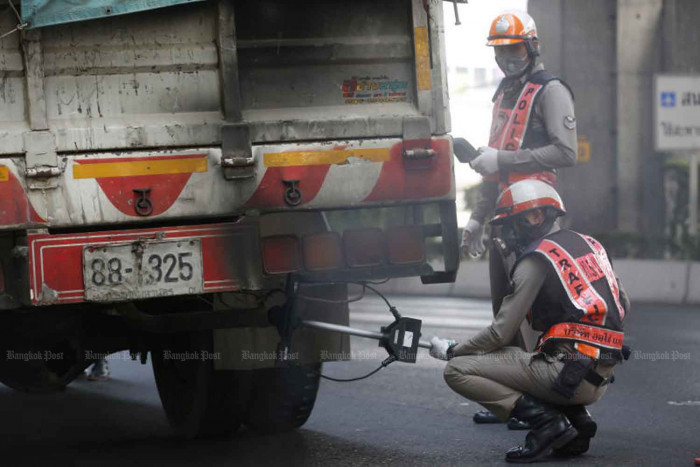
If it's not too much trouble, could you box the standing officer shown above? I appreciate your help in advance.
[460,9,578,426]
[431,180,630,462]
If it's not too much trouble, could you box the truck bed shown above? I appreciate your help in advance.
[0,0,453,229]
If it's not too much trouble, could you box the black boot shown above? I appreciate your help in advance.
[473,410,530,429]
[473,410,501,424]
[551,406,597,457]
[507,417,531,430]
[505,395,578,463]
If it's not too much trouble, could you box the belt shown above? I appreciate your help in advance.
[537,323,625,358]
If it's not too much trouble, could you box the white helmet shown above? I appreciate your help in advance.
[490,179,565,225]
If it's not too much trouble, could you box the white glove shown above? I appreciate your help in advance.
[469,146,499,175]
[461,219,485,258]
[429,336,457,361]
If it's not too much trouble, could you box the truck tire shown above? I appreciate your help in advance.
[244,363,321,433]
[152,331,252,439]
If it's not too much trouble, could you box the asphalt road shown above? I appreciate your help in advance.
[0,296,698,466]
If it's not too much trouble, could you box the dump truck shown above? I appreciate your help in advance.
[0,0,459,437]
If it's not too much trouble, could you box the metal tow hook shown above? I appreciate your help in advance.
[283,179,302,206]
[133,188,154,216]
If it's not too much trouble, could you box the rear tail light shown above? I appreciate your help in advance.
[262,225,427,275]
[261,236,301,274]
[302,232,344,271]
[343,229,386,268]
[386,226,425,264]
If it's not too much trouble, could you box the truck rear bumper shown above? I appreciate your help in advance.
[27,222,262,306]
[22,200,458,307]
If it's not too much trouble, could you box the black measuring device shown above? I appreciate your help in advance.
[453,137,479,164]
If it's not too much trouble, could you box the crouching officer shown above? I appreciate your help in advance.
[430,180,630,462]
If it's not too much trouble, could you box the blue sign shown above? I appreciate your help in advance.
[661,92,676,108]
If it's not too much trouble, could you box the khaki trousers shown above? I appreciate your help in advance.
[444,347,613,421]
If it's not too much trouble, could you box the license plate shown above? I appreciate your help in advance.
[83,239,204,302]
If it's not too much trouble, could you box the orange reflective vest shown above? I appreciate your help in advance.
[484,71,563,191]
[514,229,626,362]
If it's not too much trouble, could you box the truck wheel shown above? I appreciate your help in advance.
[151,331,252,438]
[244,363,321,433]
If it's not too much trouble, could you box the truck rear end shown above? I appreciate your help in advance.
[0,0,458,437]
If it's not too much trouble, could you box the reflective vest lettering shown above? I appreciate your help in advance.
[579,233,626,321]
[489,82,544,151]
[538,322,624,353]
[484,81,555,190]
[536,239,608,325]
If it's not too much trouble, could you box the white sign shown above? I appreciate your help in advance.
[655,75,700,151]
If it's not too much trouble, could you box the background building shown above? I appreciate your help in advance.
[529,0,700,249]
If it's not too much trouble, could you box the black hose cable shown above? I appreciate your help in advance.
[317,356,396,383]
[279,280,403,383]
[296,284,366,304]
[357,283,402,321]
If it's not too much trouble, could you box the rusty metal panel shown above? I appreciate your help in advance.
[0,8,29,155]
[41,3,222,152]
[1,1,454,233]
[234,0,451,141]
[4,0,452,156]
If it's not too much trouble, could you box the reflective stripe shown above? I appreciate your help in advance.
[73,155,208,179]
[536,239,607,325]
[579,233,626,322]
[489,82,544,151]
[263,148,391,168]
[539,322,624,352]
[0,167,8,182]
[575,342,601,360]
[414,27,432,91]
[501,82,543,150]
[484,80,554,191]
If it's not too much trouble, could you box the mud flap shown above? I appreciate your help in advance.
[213,283,351,370]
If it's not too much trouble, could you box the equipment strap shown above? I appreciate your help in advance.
[584,368,608,387]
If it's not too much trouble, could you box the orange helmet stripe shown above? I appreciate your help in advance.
[487,12,537,46]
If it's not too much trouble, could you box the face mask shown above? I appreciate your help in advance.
[499,223,519,256]
[496,54,531,78]
[512,210,555,249]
